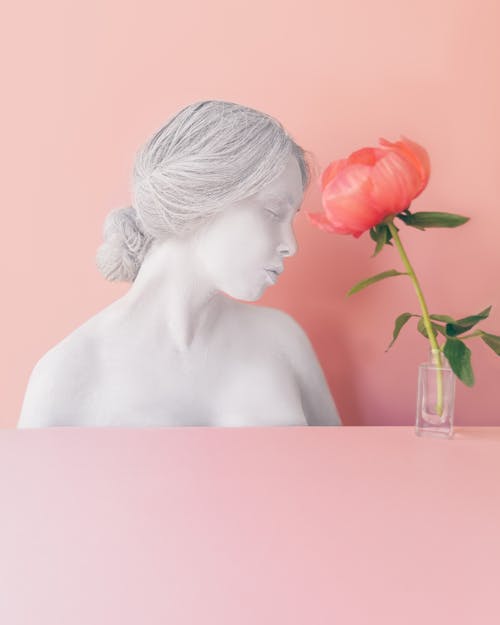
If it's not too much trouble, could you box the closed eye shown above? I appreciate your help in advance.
[265,208,281,220]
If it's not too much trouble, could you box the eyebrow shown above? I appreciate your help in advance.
[262,192,301,212]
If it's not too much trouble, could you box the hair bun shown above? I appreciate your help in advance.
[95,205,153,282]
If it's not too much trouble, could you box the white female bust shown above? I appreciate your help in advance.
[18,100,342,428]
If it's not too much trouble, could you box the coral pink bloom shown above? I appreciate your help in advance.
[307,136,431,238]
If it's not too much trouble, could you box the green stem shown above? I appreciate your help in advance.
[386,220,444,416]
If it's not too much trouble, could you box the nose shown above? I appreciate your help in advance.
[278,225,298,258]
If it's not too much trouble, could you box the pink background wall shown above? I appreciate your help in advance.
[1,0,499,428]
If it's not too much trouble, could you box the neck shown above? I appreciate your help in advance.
[120,237,226,354]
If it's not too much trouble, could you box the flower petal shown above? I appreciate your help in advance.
[326,163,372,198]
[369,151,423,216]
[378,136,430,196]
[347,147,383,167]
[322,166,380,235]
[305,211,346,233]
[320,158,349,191]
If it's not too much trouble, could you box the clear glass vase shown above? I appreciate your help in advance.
[415,348,456,439]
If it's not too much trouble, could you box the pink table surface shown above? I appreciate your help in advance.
[1,426,499,625]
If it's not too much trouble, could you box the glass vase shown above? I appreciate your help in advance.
[415,348,455,439]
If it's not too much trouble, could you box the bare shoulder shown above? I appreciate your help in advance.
[240,303,315,353]
[17,326,98,428]
[241,303,342,426]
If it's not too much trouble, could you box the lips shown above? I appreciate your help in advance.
[264,269,279,284]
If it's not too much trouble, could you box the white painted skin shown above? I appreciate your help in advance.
[18,153,341,427]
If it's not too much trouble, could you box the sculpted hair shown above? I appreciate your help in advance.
[96,99,318,282]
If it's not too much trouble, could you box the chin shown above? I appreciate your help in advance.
[222,282,266,302]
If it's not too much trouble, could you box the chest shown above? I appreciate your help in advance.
[83,338,307,427]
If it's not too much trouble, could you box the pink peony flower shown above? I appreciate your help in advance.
[307,136,431,238]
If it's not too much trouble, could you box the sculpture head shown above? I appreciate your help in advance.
[96,100,317,301]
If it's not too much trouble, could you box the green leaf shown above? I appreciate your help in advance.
[385,225,394,243]
[430,313,458,324]
[433,324,448,337]
[386,312,415,352]
[347,270,407,296]
[396,211,426,231]
[479,331,500,356]
[372,225,387,257]
[373,237,386,257]
[446,306,492,336]
[370,224,394,257]
[417,318,447,339]
[401,211,470,230]
[455,306,492,326]
[443,338,474,386]
[417,317,429,338]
